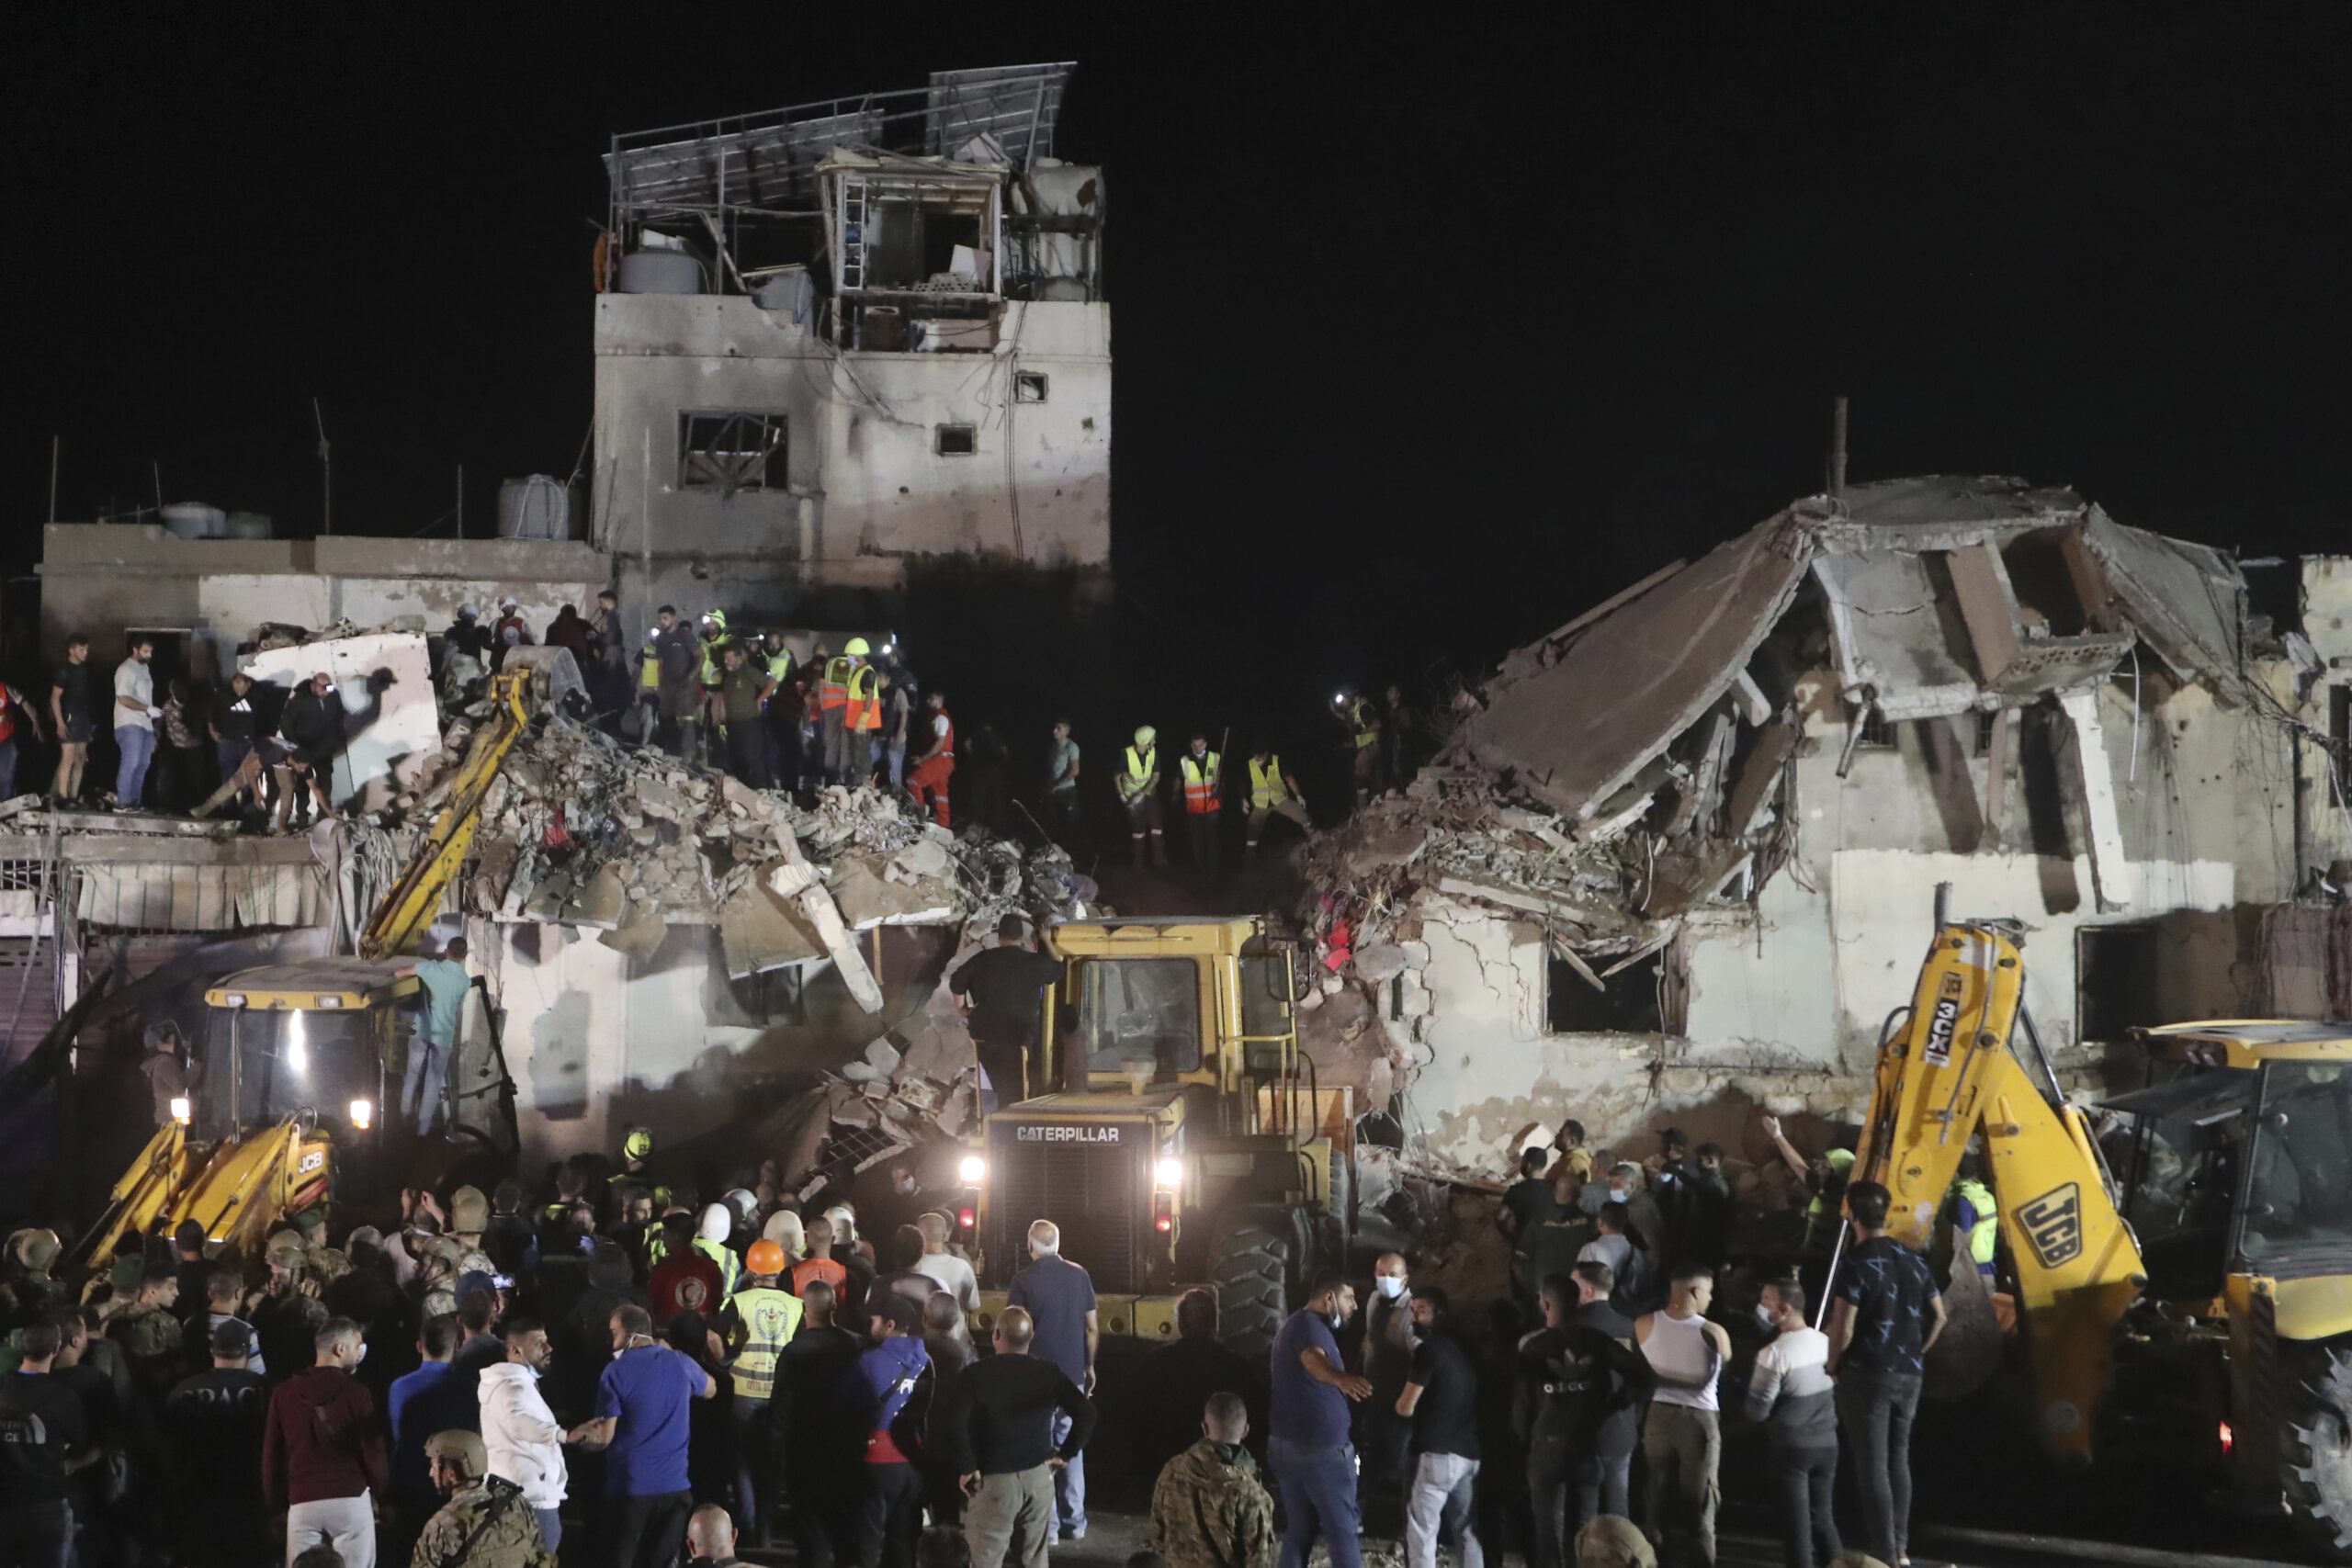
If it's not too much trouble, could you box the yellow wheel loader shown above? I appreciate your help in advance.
[75,660,562,1264]
[1854,905,2352,1554]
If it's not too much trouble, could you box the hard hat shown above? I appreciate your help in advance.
[1134,726,1156,748]
[843,636,871,658]
[704,609,729,631]
[449,1186,489,1234]
[1826,1148,1857,1175]
[747,1239,787,1276]
[457,604,479,621]
[266,1238,308,1271]
[699,1203,733,1244]
[622,1126,654,1161]
[500,595,518,609]
[424,1429,488,1478]
[823,1202,858,1243]
[724,1188,759,1222]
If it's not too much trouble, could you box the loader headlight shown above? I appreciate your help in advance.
[957,1155,987,1184]
[1155,1156,1183,1188]
[349,1099,374,1130]
[169,1096,192,1125]
[287,1011,308,1073]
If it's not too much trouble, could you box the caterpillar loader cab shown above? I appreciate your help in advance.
[1855,904,2352,1556]
[967,915,1362,1357]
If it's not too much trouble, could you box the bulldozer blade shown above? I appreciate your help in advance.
[1924,1223,2006,1402]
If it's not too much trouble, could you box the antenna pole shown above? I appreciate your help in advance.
[1828,395,1849,500]
[314,399,334,536]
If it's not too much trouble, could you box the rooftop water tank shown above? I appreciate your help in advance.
[160,502,226,538]
[224,511,273,539]
[497,475,575,540]
[616,249,707,295]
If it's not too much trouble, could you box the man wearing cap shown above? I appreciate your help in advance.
[851,1295,933,1568]
[162,1318,270,1568]
[413,1429,557,1568]
[479,1316,571,1551]
[569,1303,717,1568]
[265,1318,388,1568]
[1117,727,1168,866]
[401,942,473,1138]
[185,1268,266,1379]
[718,1242,802,1542]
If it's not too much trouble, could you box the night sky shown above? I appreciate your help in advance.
[9,12,2350,712]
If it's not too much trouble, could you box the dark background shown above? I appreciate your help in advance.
[7,11,2349,760]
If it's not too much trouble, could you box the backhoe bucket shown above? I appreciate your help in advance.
[1925,1222,2006,1402]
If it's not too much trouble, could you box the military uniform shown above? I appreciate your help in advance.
[1148,1439,1278,1568]
[413,1475,557,1568]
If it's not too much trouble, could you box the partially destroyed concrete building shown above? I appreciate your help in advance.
[1302,477,2352,1176]
[591,62,1109,619]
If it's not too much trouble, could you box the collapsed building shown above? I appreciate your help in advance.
[1297,476,2352,1178]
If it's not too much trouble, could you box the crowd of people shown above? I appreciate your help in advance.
[0,1106,1963,1568]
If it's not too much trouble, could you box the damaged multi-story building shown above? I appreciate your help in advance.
[1301,475,2352,1175]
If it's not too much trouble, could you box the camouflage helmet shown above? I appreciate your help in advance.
[424,1429,488,1478]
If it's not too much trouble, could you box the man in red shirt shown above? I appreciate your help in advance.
[264,1317,389,1568]
[648,1213,723,1324]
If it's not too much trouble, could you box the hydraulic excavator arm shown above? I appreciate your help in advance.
[357,671,531,961]
[1850,919,2147,1461]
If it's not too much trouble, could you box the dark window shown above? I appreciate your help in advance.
[2077,924,2158,1043]
[1547,949,1664,1034]
[935,423,978,457]
[2331,684,2352,789]
[1014,371,1049,404]
[678,412,788,493]
[1079,958,1201,1078]
[1976,708,2000,755]
[1859,708,1897,750]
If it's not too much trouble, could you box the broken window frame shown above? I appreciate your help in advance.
[2076,921,2160,1045]
[935,423,978,457]
[1544,936,1686,1038]
[1014,370,1049,404]
[1858,708,1898,750]
[677,411,790,496]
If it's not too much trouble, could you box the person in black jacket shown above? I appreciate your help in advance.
[942,1307,1094,1568]
[271,672,345,830]
[1513,1274,1653,1568]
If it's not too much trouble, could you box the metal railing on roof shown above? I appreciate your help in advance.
[605,62,1075,226]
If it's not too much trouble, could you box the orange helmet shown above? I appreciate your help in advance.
[746,1239,787,1276]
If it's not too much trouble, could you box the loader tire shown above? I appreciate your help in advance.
[1209,1221,1290,1362]
[2285,1347,2352,1559]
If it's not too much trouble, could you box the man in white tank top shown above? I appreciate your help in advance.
[1634,1265,1730,1566]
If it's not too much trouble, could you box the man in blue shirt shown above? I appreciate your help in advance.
[568,1303,717,1568]
[1826,1179,1946,1568]
[401,939,472,1136]
[1003,1220,1097,1542]
[1269,1274,1372,1568]
[385,1313,473,1568]
[850,1296,932,1568]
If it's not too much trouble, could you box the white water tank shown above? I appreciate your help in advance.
[497,475,575,540]
[616,249,707,294]
[224,511,273,539]
[160,502,226,538]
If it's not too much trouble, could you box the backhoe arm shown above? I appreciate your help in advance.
[1854,921,2145,1462]
[358,671,530,960]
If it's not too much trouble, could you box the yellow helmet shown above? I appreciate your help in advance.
[1135,726,1157,748]
[844,636,872,657]
[622,1125,654,1161]
[702,609,728,632]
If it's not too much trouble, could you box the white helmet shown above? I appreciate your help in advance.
[724,1188,759,1223]
[698,1203,732,1244]
[823,1203,857,1245]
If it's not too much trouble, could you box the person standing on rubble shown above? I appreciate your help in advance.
[110,633,161,809]
[1240,748,1307,861]
[952,916,1062,1108]
[274,671,345,829]
[0,668,45,804]
[653,606,702,762]
[716,646,775,789]
[1042,721,1082,848]
[819,642,853,784]
[876,671,914,793]
[761,632,800,788]
[1176,733,1225,872]
[48,632,98,805]
[907,690,956,829]
[695,612,736,755]
[493,596,533,649]
[208,671,263,816]
[1331,691,1380,809]
[1118,727,1168,866]
[402,940,473,1138]
[843,638,884,787]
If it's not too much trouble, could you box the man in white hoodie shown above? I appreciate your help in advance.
[478,1316,575,1550]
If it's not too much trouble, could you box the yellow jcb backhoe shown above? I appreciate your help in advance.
[1852,903,2352,1554]
[74,660,560,1264]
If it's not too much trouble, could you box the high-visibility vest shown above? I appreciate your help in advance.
[727,1284,803,1400]
[1953,1179,1998,1266]
[1180,751,1222,815]
[846,665,881,731]
[820,657,851,714]
[699,637,731,689]
[1343,698,1379,749]
[1250,755,1290,810]
[639,642,661,691]
[1122,745,1157,803]
[693,1235,741,1297]
[928,709,956,761]
[766,650,794,686]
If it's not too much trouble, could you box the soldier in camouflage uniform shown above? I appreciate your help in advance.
[414,1430,559,1568]
[105,1254,187,1401]
[1148,1393,1277,1568]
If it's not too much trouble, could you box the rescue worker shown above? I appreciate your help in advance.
[413,1429,559,1568]
[819,642,854,784]
[762,634,800,788]
[906,689,956,829]
[653,606,702,761]
[1119,727,1168,866]
[696,611,736,761]
[1243,750,1309,859]
[843,637,883,785]
[1179,733,1223,872]
[716,645,775,789]
[492,597,533,649]
[1949,1160,1998,1280]
[719,1241,805,1543]
[1332,690,1381,807]
[695,1205,743,1298]
[637,626,663,745]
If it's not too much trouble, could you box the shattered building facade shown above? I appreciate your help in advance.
[1302,477,2352,1176]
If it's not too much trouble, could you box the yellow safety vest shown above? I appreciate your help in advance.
[1122,745,1157,802]
[1250,756,1289,810]
[639,643,660,691]
[693,1235,741,1297]
[726,1284,803,1400]
[1344,698,1378,749]
[820,657,852,713]
[1181,752,1222,815]
[699,637,730,689]
[847,665,881,731]
[766,651,794,686]
[1953,1179,1998,1266]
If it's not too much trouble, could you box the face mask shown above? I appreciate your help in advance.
[1609,1187,1628,1202]
[1374,1276,1405,1300]
[1753,1305,1777,1331]
[1328,1311,1346,1329]
[354,1344,368,1366]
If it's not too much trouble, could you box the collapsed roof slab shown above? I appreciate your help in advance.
[1456,515,1814,820]
[2073,509,2248,705]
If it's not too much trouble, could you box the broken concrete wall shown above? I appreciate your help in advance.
[240,632,442,812]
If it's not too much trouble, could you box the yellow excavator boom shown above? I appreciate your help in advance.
[1852,919,2147,1461]
[75,1114,328,1266]
[358,671,531,960]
